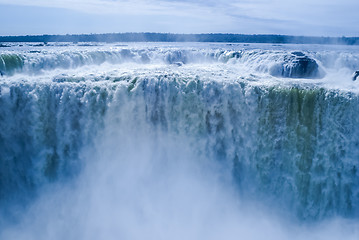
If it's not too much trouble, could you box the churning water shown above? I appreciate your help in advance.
[0,42,358,239]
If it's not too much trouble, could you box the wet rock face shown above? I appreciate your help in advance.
[270,51,324,79]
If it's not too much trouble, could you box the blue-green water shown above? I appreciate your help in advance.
[0,42,358,239]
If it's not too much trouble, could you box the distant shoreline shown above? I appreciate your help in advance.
[0,33,358,45]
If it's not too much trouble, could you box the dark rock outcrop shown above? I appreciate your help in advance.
[352,71,359,81]
[270,51,324,79]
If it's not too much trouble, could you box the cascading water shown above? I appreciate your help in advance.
[0,42,358,239]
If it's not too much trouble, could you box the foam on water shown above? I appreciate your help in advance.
[0,42,359,239]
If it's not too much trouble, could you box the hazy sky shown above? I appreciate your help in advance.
[1,0,358,36]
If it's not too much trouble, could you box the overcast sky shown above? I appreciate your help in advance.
[1,0,358,36]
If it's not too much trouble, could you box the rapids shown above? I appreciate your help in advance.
[0,42,358,239]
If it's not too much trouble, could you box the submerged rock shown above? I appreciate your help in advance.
[270,51,324,79]
[172,62,183,66]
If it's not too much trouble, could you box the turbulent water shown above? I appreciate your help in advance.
[0,42,359,239]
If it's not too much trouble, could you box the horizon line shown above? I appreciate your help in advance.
[1,32,358,39]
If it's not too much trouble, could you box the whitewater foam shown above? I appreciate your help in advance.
[0,42,359,239]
